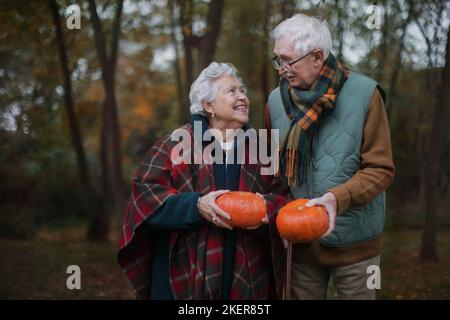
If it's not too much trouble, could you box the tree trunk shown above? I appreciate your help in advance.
[169,0,185,125]
[260,0,271,127]
[420,24,450,264]
[410,4,429,208]
[87,0,124,242]
[197,0,225,70]
[179,0,194,124]
[178,0,225,123]
[386,3,412,121]
[49,0,93,204]
[377,0,391,83]
[335,0,345,61]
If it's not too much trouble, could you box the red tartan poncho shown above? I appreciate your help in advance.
[118,123,288,299]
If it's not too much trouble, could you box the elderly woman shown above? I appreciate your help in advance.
[118,62,288,300]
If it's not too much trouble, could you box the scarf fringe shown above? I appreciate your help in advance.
[286,147,297,186]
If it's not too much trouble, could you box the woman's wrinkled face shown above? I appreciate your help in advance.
[204,76,250,129]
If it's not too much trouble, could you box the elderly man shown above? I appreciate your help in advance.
[265,14,395,300]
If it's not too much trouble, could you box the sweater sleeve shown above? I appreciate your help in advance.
[328,87,395,214]
[144,192,205,231]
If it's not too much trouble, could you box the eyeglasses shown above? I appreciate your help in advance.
[271,50,315,71]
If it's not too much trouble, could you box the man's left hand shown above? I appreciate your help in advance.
[306,192,337,237]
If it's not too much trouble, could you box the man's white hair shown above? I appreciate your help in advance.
[189,62,243,116]
[273,13,332,59]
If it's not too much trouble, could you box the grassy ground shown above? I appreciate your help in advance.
[0,224,133,299]
[1,225,449,299]
[326,227,450,299]
[377,227,450,299]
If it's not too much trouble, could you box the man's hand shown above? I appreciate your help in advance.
[306,192,337,237]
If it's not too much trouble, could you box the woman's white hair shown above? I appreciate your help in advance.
[273,13,332,59]
[189,62,243,116]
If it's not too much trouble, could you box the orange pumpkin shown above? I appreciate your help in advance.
[216,191,267,228]
[276,198,329,242]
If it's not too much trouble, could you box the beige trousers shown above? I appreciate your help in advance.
[290,255,381,300]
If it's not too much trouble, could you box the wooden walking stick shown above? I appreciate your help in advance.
[284,241,292,300]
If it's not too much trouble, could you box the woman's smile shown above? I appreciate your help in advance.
[233,103,248,114]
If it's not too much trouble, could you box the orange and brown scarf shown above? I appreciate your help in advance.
[279,53,349,186]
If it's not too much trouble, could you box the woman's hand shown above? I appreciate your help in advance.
[197,190,233,229]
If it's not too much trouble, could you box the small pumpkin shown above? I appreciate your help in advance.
[215,191,267,228]
[276,198,329,242]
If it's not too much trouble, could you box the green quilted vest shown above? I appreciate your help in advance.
[268,72,386,247]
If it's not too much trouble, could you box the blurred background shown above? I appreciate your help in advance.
[0,0,449,299]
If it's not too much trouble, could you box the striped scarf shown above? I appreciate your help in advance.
[279,53,349,186]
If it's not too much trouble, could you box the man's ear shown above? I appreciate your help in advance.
[313,50,325,67]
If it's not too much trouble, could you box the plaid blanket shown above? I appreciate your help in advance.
[118,123,289,299]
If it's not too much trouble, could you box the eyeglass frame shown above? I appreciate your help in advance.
[271,50,317,71]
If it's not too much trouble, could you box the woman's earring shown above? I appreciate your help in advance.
[211,112,215,118]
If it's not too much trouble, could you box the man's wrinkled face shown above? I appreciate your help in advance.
[273,37,323,90]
